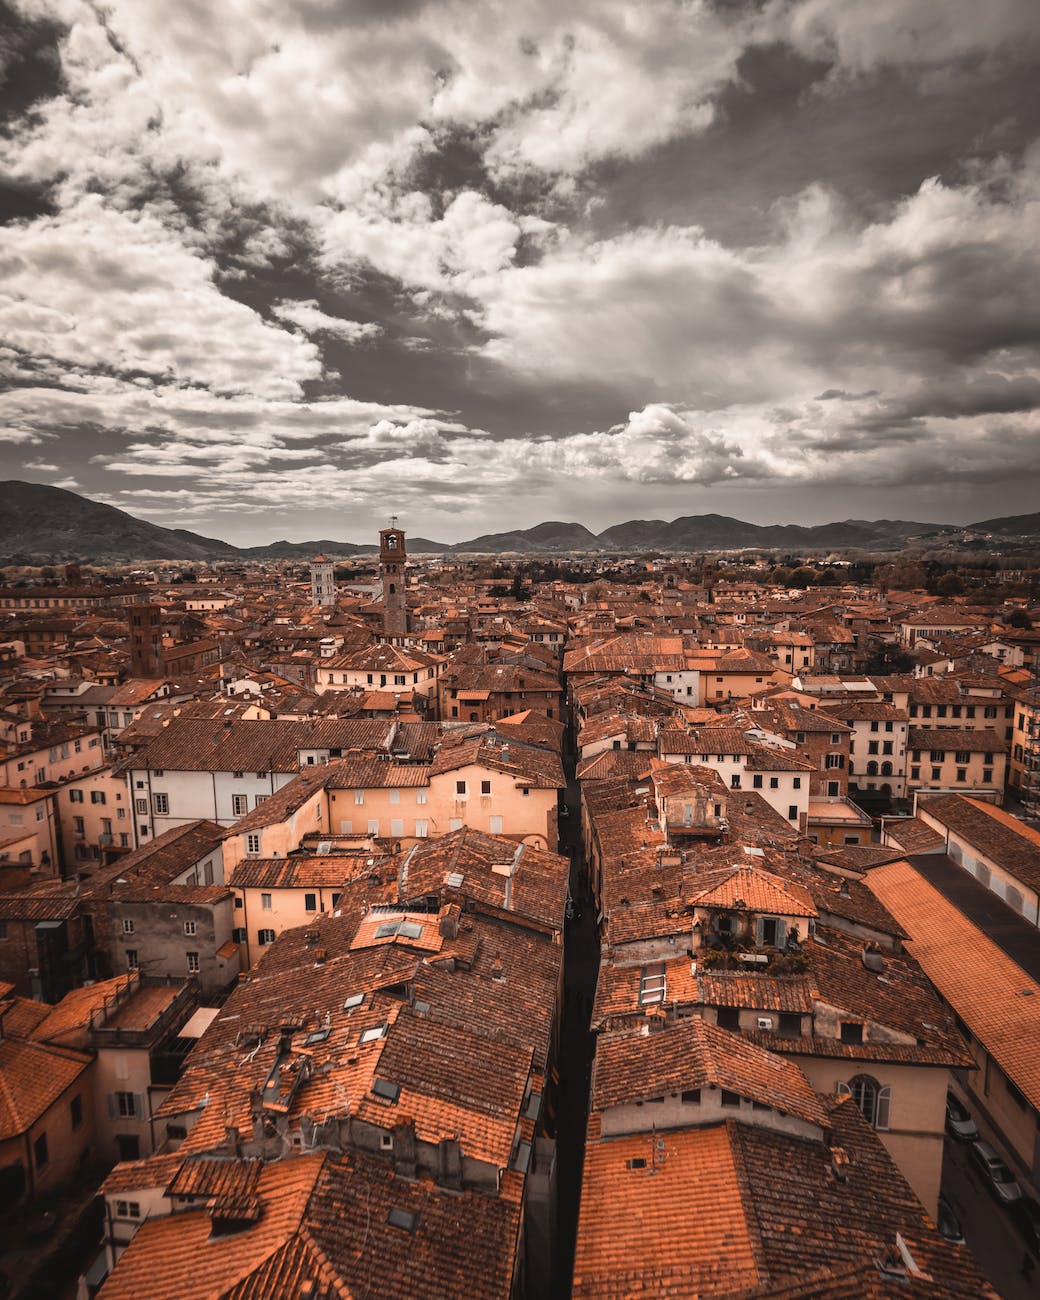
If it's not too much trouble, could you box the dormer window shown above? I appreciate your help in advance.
[639,965,666,1005]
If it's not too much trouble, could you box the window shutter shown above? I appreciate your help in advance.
[134,1094,145,1119]
[876,1086,891,1131]
[107,1093,116,1119]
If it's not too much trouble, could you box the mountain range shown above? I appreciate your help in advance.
[1,481,1038,564]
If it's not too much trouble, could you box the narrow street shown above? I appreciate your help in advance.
[551,727,600,1300]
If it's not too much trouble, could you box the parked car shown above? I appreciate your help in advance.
[936,1195,965,1244]
[945,1092,979,1141]
[1011,1196,1040,1255]
[970,1141,1023,1205]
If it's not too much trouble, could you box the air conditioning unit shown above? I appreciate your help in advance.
[757,1016,774,1030]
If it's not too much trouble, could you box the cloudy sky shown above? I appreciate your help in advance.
[1,0,1038,545]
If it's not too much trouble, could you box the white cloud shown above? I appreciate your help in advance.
[270,299,381,343]
[321,189,555,294]
[0,198,322,397]
[767,0,1039,75]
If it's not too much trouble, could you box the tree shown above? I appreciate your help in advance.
[933,572,964,597]
[1006,608,1033,629]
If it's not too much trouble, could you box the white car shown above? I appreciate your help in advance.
[944,1093,978,1141]
[971,1141,1022,1206]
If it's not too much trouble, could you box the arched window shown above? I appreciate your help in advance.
[880,761,892,776]
[836,1075,890,1130]
[866,761,878,776]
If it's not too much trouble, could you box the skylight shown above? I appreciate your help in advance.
[387,1207,418,1232]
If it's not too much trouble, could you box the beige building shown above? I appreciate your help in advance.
[58,764,135,868]
[905,727,1007,800]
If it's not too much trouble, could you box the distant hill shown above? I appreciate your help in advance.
[2,481,1034,562]
[451,521,601,553]
[0,481,239,564]
[967,511,1040,537]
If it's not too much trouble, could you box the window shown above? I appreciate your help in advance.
[135,798,147,815]
[956,768,967,782]
[153,792,168,815]
[955,750,971,765]
[246,834,261,856]
[983,768,993,783]
[868,741,879,755]
[825,753,844,769]
[838,1075,891,1131]
[716,1006,740,1030]
[305,893,317,912]
[184,920,197,936]
[91,790,106,804]
[186,951,200,973]
[681,1089,701,1104]
[122,918,135,935]
[367,818,380,835]
[929,750,946,763]
[720,1090,741,1107]
[778,1012,802,1038]
[792,777,801,789]
[261,892,272,910]
[910,765,920,780]
[232,794,248,816]
[116,1091,137,1117]
[731,774,741,788]
[117,807,126,820]
[70,1094,83,1129]
[788,805,798,820]
[126,949,138,970]
[769,777,779,789]
[752,774,763,789]
[480,779,492,795]
[839,1021,864,1045]
[34,1133,48,1168]
[73,815,85,834]
[69,788,83,803]
[639,965,666,1005]
[232,771,244,779]
[456,780,467,796]
[416,789,427,805]
[931,767,941,781]
[489,815,504,834]
[153,769,164,777]
[258,928,275,945]
[415,819,429,837]
[115,1201,140,1220]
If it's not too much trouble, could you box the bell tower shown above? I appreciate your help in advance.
[379,519,408,640]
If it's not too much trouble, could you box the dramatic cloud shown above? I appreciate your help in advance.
[1,0,1038,540]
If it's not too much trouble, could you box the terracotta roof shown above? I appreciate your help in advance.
[687,865,818,919]
[906,727,1005,751]
[97,1155,328,1300]
[573,1125,760,1297]
[916,794,1040,893]
[866,860,1040,1110]
[0,1037,92,1140]
[593,1018,828,1129]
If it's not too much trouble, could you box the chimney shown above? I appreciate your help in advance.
[830,1145,850,1183]
[491,956,505,982]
